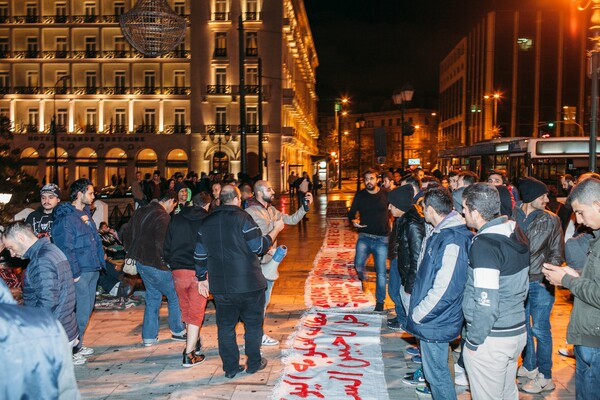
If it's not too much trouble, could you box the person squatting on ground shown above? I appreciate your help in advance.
[26,183,61,239]
[122,192,186,347]
[543,176,600,400]
[195,185,284,379]
[386,184,425,331]
[461,183,530,400]
[406,187,472,399]
[0,280,81,399]
[513,177,564,393]
[52,178,105,358]
[164,192,212,367]
[245,180,312,346]
[348,169,390,312]
[1,221,81,364]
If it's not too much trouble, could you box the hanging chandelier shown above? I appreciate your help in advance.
[119,0,186,57]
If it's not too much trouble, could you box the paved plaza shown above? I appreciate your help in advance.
[76,187,577,399]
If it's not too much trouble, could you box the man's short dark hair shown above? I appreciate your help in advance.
[462,183,501,222]
[423,187,453,217]
[448,171,458,179]
[158,190,177,203]
[568,177,600,206]
[459,171,479,186]
[192,191,212,208]
[363,168,378,179]
[400,175,421,194]
[99,221,108,229]
[69,178,93,201]
[562,174,574,183]
[219,184,239,204]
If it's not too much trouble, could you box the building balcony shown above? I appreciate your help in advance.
[135,125,157,134]
[213,48,227,58]
[163,86,191,95]
[73,50,98,59]
[72,86,100,95]
[14,86,42,95]
[206,124,231,134]
[242,124,265,134]
[42,50,69,59]
[207,85,232,95]
[164,125,191,134]
[0,87,8,95]
[212,12,230,21]
[103,86,129,95]
[244,12,261,21]
[162,49,190,59]
[244,85,260,94]
[103,50,129,58]
[133,87,157,95]
[0,50,9,59]
[246,48,258,57]
[72,15,98,23]
[25,124,38,133]
[13,50,40,59]
[110,124,127,134]
[11,15,41,23]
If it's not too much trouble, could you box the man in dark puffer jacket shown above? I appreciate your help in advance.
[2,221,80,362]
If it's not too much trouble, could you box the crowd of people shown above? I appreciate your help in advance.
[0,170,314,397]
[348,167,600,399]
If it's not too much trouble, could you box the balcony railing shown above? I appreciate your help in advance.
[135,125,157,134]
[72,15,98,23]
[43,50,68,59]
[162,49,190,59]
[163,86,190,95]
[246,48,258,57]
[0,87,8,95]
[103,50,129,58]
[244,12,261,21]
[103,86,129,95]
[85,124,97,133]
[213,48,227,58]
[207,85,232,95]
[109,124,127,134]
[206,124,231,134]
[72,86,100,95]
[13,50,40,59]
[212,12,230,21]
[3,13,188,24]
[25,124,38,133]
[244,85,260,94]
[0,50,9,59]
[73,50,98,59]
[14,86,41,94]
[133,87,157,95]
[164,125,191,134]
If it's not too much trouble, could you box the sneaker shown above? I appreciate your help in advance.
[402,368,425,386]
[78,346,94,356]
[225,365,245,379]
[182,351,206,368]
[374,302,384,312]
[387,320,403,331]
[195,337,202,356]
[261,334,279,346]
[521,373,556,393]
[247,357,268,374]
[517,366,538,380]
[143,337,158,347]
[412,355,422,364]
[172,333,187,342]
[454,364,469,386]
[415,385,432,397]
[406,346,421,357]
[72,352,87,365]
[558,347,575,358]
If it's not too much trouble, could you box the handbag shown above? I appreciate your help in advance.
[123,258,137,275]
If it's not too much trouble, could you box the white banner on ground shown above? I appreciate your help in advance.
[323,219,358,250]
[272,310,389,400]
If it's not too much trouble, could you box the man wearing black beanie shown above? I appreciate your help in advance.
[513,176,564,393]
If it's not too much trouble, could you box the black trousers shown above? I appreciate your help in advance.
[213,289,265,374]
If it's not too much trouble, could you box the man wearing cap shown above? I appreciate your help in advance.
[173,181,191,215]
[348,169,390,312]
[26,183,61,239]
[512,176,564,393]
[387,185,425,331]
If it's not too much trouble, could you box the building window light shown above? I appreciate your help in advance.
[517,38,533,51]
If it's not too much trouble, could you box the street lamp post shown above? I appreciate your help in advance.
[336,98,348,189]
[355,117,365,192]
[52,75,70,185]
[392,85,414,172]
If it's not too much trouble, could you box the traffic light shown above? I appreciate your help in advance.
[547,121,555,128]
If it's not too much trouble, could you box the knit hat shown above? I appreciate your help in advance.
[174,182,187,194]
[40,183,60,198]
[388,185,414,212]
[519,177,548,203]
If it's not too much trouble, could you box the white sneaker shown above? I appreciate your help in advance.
[261,334,279,346]
[454,364,469,386]
[517,365,538,380]
[79,346,94,356]
[522,373,555,393]
[72,352,86,365]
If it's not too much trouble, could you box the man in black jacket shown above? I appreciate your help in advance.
[26,183,61,239]
[164,192,211,367]
[1,221,80,364]
[195,185,284,379]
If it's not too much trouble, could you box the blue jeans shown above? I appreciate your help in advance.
[213,289,265,374]
[387,258,407,327]
[523,281,554,378]
[420,341,456,400]
[74,270,99,343]
[354,233,389,303]
[137,263,185,343]
[575,345,600,400]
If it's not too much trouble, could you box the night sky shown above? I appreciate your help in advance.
[304,0,494,113]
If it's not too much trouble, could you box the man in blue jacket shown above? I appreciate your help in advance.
[53,178,105,357]
[2,221,81,364]
[407,188,473,399]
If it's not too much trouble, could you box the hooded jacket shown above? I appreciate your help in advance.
[513,202,564,282]
[391,205,426,294]
[164,205,209,271]
[462,217,530,351]
[52,203,105,279]
[22,237,78,342]
[407,211,473,342]
[121,201,171,270]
